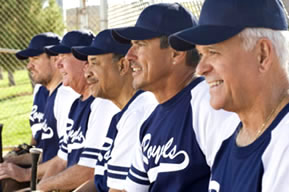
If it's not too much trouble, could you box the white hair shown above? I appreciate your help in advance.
[238,28,289,75]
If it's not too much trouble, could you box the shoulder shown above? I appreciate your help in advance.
[128,91,158,113]
[57,85,80,99]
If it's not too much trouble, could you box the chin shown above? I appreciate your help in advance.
[210,99,225,111]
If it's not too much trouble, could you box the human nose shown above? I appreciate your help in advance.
[196,57,212,77]
[56,56,63,69]
[27,60,33,71]
[125,46,137,62]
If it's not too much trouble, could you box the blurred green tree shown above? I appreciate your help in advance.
[0,0,65,86]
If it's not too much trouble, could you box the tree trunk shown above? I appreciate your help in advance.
[0,67,3,80]
[8,70,15,86]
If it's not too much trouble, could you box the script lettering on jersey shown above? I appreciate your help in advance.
[96,137,113,162]
[209,180,220,192]
[142,134,189,171]
[41,119,54,140]
[30,105,44,122]
[67,125,85,153]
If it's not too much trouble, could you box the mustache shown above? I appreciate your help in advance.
[86,77,98,84]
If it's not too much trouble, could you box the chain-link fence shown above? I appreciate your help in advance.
[0,0,101,148]
[1,0,288,148]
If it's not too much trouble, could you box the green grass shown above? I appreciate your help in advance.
[0,70,33,147]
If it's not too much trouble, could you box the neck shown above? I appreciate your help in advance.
[46,74,62,95]
[79,86,91,101]
[153,68,195,104]
[237,89,289,146]
[111,82,136,109]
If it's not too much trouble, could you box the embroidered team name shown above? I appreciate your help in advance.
[41,119,54,140]
[30,105,44,122]
[67,125,85,153]
[142,134,189,165]
[96,137,113,162]
[209,180,220,192]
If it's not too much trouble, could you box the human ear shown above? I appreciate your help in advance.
[171,49,186,65]
[118,57,130,76]
[256,38,273,72]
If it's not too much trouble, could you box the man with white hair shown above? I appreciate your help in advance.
[169,0,289,191]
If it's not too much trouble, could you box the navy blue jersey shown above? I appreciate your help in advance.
[37,84,61,162]
[209,104,289,192]
[38,84,79,163]
[125,77,239,192]
[58,97,120,168]
[30,84,49,147]
[61,96,95,168]
[94,91,158,192]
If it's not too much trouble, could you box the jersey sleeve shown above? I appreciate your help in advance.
[107,92,158,190]
[125,138,150,192]
[106,111,141,189]
[262,121,289,192]
[78,98,120,168]
[54,85,79,148]
[190,82,239,167]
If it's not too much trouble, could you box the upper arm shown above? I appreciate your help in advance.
[78,99,119,168]
[190,83,239,167]
[262,125,289,192]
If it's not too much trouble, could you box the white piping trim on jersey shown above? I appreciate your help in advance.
[129,169,149,182]
[107,169,128,176]
[81,151,100,156]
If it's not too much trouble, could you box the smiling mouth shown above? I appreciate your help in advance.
[209,80,224,88]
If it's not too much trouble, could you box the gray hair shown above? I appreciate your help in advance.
[238,28,289,75]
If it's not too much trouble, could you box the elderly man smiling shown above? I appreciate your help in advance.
[169,0,289,191]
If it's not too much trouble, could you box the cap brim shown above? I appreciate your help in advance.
[16,49,43,60]
[46,44,71,54]
[44,45,58,56]
[169,25,244,50]
[112,26,162,44]
[72,46,108,61]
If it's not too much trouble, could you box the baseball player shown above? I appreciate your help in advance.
[169,0,289,191]
[29,84,49,147]
[71,29,158,192]
[34,30,120,191]
[0,32,79,191]
[112,3,239,192]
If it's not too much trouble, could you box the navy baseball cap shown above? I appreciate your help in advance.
[16,32,61,60]
[169,0,288,50]
[46,30,94,55]
[112,3,197,45]
[72,29,131,61]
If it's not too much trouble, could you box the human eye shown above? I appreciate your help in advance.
[92,60,101,66]
[134,40,146,47]
[208,49,219,55]
[198,52,203,59]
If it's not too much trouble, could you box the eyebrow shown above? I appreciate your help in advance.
[132,40,146,45]
[89,57,97,62]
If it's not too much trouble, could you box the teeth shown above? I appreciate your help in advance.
[209,80,223,88]
[132,67,141,72]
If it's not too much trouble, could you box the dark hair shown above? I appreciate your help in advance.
[112,53,125,62]
[159,36,199,68]
[185,48,200,68]
[160,36,170,49]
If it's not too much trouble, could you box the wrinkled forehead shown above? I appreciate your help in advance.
[196,35,242,52]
